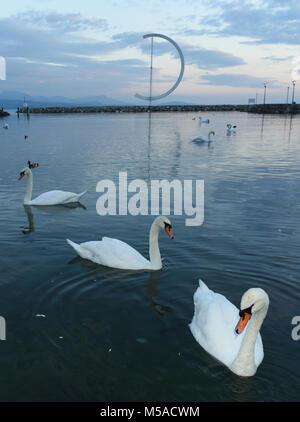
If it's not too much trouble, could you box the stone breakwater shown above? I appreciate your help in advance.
[18,103,300,114]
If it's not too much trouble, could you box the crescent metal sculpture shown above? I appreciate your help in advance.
[135,33,185,102]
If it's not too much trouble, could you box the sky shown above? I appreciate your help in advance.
[0,0,299,104]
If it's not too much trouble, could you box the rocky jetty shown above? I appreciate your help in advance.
[0,108,10,117]
[247,103,300,114]
[17,103,299,114]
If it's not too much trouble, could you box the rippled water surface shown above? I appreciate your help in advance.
[0,110,300,401]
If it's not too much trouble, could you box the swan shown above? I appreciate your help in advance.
[227,124,236,133]
[189,280,269,377]
[191,131,215,143]
[18,165,86,205]
[66,215,174,270]
[3,123,8,129]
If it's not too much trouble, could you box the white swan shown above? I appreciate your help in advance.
[227,124,236,133]
[191,131,215,143]
[189,280,269,377]
[66,216,174,270]
[18,166,86,205]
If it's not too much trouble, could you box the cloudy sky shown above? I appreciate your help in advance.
[0,0,299,104]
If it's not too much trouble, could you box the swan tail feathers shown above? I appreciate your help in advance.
[77,191,87,200]
[198,279,209,292]
[66,239,82,255]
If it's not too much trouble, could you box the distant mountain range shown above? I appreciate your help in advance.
[0,90,131,109]
[0,90,192,109]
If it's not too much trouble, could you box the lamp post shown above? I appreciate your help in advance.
[286,86,290,104]
[291,80,296,104]
[263,82,267,105]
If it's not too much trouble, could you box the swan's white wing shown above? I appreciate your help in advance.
[67,237,152,270]
[189,280,263,369]
[30,190,85,205]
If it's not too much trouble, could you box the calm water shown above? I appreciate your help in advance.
[0,110,300,402]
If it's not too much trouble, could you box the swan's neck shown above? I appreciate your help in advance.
[24,170,33,204]
[149,222,162,270]
[231,307,267,376]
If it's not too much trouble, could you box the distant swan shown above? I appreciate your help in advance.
[189,280,269,377]
[227,124,236,133]
[66,216,174,270]
[18,163,86,205]
[3,123,8,129]
[191,131,215,143]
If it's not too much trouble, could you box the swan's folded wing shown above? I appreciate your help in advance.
[31,190,80,205]
[190,286,244,368]
[78,237,152,270]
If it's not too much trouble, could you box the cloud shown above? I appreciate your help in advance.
[263,56,294,62]
[201,73,278,88]
[0,14,149,96]
[184,47,245,69]
[0,9,258,98]
[199,0,300,45]
[13,10,108,33]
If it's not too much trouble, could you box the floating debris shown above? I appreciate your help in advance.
[35,314,46,318]
[108,348,112,352]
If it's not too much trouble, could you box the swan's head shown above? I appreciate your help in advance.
[235,288,269,334]
[19,161,39,180]
[154,216,174,239]
[18,167,31,180]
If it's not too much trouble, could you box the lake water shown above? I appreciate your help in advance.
[0,110,300,402]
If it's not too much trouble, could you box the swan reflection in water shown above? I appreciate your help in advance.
[146,270,171,316]
[67,257,170,316]
[21,202,86,234]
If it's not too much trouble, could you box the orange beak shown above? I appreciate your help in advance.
[18,173,25,181]
[165,226,174,239]
[235,312,251,334]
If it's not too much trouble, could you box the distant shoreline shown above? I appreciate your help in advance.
[16,103,300,114]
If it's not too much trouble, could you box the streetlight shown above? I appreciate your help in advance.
[286,86,290,104]
[263,82,267,105]
[291,80,296,104]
